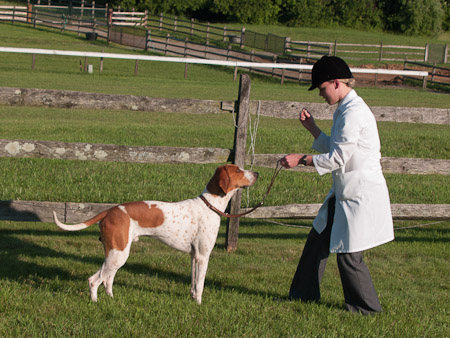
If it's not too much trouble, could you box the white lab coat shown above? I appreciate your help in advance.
[312,90,394,253]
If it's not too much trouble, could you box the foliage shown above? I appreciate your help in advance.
[380,0,445,36]
[279,0,334,28]
[280,0,384,30]
[207,0,282,24]
[106,0,450,35]
[441,0,450,30]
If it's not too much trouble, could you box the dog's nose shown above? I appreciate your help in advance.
[254,172,259,178]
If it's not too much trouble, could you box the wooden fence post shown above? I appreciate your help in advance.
[100,49,104,73]
[240,27,245,49]
[379,41,383,61]
[431,62,436,82]
[165,33,170,55]
[184,37,188,57]
[134,59,139,76]
[145,30,149,51]
[27,4,33,23]
[444,44,448,63]
[226,74,251,252]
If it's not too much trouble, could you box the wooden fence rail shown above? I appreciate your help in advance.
[0,87,447,125]
[2,200,449,224]
[404,61,450,88]
[288,40,432,63]
[1,139,449,176]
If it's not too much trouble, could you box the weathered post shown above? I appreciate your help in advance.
[134,59,139,76]
[226,74,251,252]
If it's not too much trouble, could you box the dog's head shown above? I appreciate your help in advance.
[207,164,258,196]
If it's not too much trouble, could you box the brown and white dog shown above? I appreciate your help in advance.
[53,164,258,304]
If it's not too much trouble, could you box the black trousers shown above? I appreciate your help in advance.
[288,196,382,315]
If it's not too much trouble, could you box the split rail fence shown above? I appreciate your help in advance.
[1,77,450,250]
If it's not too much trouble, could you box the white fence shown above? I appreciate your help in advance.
[0,47,429,80]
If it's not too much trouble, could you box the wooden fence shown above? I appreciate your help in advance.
[0,5,109,39]
[112,11,449,64]
[0,47,430,89]
[1,84,449,245]
[2,5,447,65]
[288,40,448,63]
[404,61,450,88]
[1,7,443,88]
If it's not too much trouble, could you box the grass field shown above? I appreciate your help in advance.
[0,23,449,107]
[0,16,449,337]
[0,219,449,336]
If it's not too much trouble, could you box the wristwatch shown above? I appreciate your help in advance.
[298,155,308,166]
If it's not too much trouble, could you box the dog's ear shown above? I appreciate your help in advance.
[207,166,229,196]
[218,166,231,194]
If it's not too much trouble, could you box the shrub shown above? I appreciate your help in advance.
[380,0,444,36]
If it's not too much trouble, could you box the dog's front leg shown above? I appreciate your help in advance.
[190,251,197,299]
[191,254,210,305]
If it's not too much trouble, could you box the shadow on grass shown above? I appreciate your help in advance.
[0,228,100,283]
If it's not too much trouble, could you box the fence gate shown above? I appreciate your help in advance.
[428,44,446,63]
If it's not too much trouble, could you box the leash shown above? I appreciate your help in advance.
[200,160,283,218]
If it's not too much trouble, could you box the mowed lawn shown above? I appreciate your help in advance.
[0,20,449,337]
[0,219,449,336]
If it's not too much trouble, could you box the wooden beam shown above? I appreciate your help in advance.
[241,204,450,221]
[226,74,251,252]
[0,139,231,165]
[1,140,449,175]
[1,201,449,223]
[0,88,448,125]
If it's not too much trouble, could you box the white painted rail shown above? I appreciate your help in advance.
[0,47,429,77]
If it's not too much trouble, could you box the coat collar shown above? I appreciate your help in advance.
[336,89,357,112]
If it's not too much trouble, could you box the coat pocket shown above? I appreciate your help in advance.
[334,171,362,201]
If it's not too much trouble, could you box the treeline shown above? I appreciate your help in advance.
[18,0,450,36]
[109,0,449,36]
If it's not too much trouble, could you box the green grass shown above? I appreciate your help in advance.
[0,13,449,337]
[1,106,449,205]
[1,158,449,205]
[0,22,449,107]
[1,106,450,159]
[0,219,449,336]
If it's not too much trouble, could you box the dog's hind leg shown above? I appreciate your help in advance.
[101,248,130,299]
[88,268,103,302]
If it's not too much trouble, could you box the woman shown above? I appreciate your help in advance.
[280,56,394,315]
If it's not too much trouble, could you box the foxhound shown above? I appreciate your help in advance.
[53,164,258,304]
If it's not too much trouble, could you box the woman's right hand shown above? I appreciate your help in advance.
[299,108,315,129]
[299,108,321,139]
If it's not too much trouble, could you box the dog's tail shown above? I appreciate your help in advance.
[53,210,108,231]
